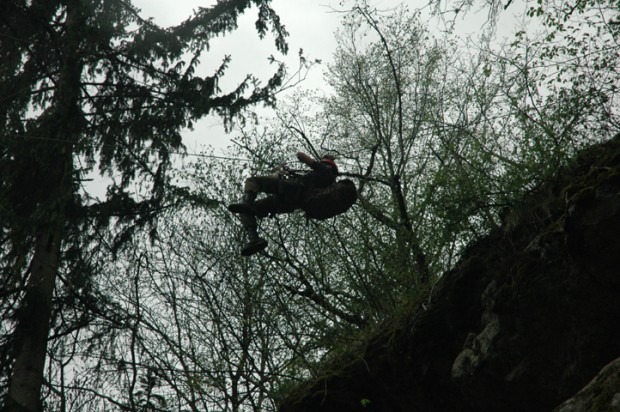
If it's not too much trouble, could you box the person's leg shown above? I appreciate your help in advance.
[238,213,268,256]
[228,176,282,255]
[245,175,280,194]
[248,180,306,217]
[228,175,280,215]
[228,177,304,256]
[237,193,300,256]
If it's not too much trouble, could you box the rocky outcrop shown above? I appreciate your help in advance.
[554,357,620,412]
[278,136,620,412]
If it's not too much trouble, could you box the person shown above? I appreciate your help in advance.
[228,152,339,256]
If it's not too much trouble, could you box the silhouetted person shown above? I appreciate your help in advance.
[228,152,340,256]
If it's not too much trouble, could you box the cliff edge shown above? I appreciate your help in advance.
[279,137,620,412]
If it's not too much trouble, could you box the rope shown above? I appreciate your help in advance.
[4,133,249,162]
[4,133,370,171]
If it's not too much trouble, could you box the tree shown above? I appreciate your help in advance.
[214,0,620,340]
[58,2,620,407]
[318,0,619,275]
[152,2,619,407]
[34,153,325,410]
[0,1,287,410]
[19,1,617,409]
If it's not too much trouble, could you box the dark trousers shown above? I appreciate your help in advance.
[240,175,306,230]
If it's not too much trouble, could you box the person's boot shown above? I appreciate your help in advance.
[228,192,257,215]
[241,227,268,256]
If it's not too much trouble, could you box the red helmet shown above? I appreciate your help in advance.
[321,157,338,173]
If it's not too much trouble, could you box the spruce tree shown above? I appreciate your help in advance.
[0,1,287,410]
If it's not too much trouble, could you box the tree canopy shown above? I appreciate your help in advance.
[1,0,619,410]
[0,1,288,410]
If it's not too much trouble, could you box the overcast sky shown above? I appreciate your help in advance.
[129,0,362,152]
[85,0,525,198]
[128,1,522,154]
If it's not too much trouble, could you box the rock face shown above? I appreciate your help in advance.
[278,137,620,412]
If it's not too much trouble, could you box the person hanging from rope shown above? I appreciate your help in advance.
[228,151,357,256]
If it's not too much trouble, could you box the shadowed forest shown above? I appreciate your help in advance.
[1,0,619,411]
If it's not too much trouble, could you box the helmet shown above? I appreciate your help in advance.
[320,155,338,173]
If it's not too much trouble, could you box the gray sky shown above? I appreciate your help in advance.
[88,1,413,197]
[131,0,357,152]
[129,1,523,154]
[85,0,525,198]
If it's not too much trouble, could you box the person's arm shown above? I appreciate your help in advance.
[297,152,315,167]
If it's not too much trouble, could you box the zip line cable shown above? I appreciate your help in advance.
[4,133,249,162]
[4,133,385,181]
[5,131,387,189]
[5,132,377,164]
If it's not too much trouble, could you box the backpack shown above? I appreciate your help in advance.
[301,179,357,220]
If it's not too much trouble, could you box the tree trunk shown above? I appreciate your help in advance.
[4,224,64,412]
[3,1,82,409]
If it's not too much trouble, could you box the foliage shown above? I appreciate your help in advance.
[2,0,619,410]
[143,2,619,405]
[0,0,288,410]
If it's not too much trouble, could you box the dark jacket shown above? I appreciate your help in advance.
[299,160,337,189]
